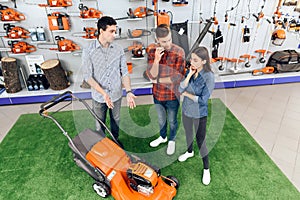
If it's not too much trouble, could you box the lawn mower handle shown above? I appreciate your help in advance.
[39,91,73,116]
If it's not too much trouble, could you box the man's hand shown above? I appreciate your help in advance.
[104,93,114,109]
[126,92,137,109]
[150,79,158,84]
[154,47,164,62]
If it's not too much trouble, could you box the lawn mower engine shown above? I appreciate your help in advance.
[126,162,160,196]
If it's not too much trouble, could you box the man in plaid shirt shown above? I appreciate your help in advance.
[146,24,185,155]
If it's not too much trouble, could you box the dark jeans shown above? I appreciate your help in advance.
[154,97,179,141]
[182,113,209,169]
[92,98,121,139]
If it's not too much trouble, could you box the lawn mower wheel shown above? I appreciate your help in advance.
[92,181,111,198]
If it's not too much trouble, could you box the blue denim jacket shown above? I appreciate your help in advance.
[179,69,215,118]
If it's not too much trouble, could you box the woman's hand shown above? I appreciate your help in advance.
[182,91,195,100]
[187,66,196,78]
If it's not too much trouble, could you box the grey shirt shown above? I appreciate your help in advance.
[82,40,128,103]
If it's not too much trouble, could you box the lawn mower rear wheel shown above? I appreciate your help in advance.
[164,175,180,189]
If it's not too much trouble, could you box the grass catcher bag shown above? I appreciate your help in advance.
[267,49,300,73]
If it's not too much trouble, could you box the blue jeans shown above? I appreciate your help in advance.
[92,98,121,139]
[153,97,180,141]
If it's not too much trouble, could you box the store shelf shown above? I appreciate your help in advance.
[1,72,300,105]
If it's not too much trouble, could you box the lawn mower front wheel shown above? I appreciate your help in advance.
[92,181,111,198]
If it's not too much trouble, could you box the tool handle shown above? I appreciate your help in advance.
[39,91,73,116]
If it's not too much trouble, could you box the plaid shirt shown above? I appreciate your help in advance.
[146,43,185,101]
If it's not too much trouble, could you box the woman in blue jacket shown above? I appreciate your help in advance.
[178,46,215,185]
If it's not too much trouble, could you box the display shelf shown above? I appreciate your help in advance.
[1,72,300,105]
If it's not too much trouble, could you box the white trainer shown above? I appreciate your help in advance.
[150,136,167,147]
[166,141,176,155]
[202,169,211,185]
[178,151,194,162]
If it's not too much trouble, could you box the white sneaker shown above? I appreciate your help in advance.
[178,151,194,162]
[166,141,176,155]
[150,136,167,147]
[202,169,211,185]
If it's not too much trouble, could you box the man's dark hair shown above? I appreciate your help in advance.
[97,16,117,32]
[155,24,170,38]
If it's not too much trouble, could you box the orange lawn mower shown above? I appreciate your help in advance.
[39,91,179,200]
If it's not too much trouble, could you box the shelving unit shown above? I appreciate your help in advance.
[0,0,300,105]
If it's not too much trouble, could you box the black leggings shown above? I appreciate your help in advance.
[182,113,209,169]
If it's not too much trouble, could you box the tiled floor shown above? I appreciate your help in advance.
[0,83,299,192]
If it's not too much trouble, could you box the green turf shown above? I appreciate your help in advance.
[0,99,299,199]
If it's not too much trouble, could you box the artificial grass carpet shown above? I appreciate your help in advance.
[0,99,299,199]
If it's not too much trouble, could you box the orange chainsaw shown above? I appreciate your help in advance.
[116,7,154,20]
[0,4,25,21]
[54,36,80,52]
[7,41,36,54]
[82,27,98,39]
[38,0,72,7]
[124,41,144,58]
[3,23,30,39]
[78,3,103,19]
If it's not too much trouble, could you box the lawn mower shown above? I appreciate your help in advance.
[39,91,179,199]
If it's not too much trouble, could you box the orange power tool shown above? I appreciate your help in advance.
[78,3,103,19]
[54,36,80,52]
[3,23,30,39]
[0,5,25,21]
[8,41,36,54]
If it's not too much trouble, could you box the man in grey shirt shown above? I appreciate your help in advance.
[82,16,136,148]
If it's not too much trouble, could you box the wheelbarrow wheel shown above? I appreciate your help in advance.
[164,175,180,189]
[92,181,110,198]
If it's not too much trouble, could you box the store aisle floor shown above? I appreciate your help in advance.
[1,83,299,192]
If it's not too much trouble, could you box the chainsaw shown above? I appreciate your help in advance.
[124,41,145,58]
[78,3,103,19]
[3,23,30,39]
[7,41,36,54]
[0,4,25,21]
[127,29,151,38]
[37,36,80,52]
[82,27,98,39]
[72,27,98,39]
[38,0,72,7]
[116,7,154,20]
[54,36,80,52]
